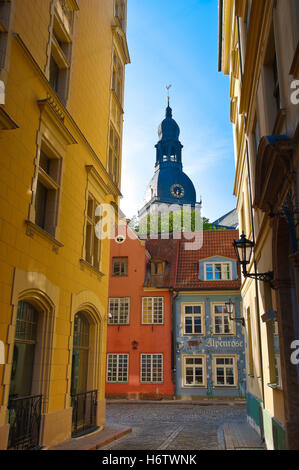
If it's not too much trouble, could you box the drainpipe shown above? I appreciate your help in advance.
[170,289,178,386]
[170,239,180,387]
[236,15,265,408]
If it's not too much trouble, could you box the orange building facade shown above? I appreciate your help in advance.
[106,227,174,399]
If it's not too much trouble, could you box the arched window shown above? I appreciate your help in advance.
[71,312,90,395]
[70,311,97,437]
[8,301,42,450]
[10,301,38,398]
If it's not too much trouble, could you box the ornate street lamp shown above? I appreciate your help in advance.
[225,299,245,327]
[233,232,274,285]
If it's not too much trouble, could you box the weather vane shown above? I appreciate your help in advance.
[166,84,172,104]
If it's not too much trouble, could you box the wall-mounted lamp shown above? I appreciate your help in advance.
[233,232,274,287]
[225,299,245,327]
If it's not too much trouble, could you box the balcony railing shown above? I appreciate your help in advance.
[7,394,42,450]
[71,390,98,437]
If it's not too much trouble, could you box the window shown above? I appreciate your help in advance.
[35,145,61,236]
[267,317,282,388]
[112,50,123,104]
[212,304,234,335]
[183,356,206,387]
[106,354,129,383]
[108,123,121,186]
[10,301,38,397]
[182,304,203,335]
[253,114,260,154]
[151,261,164,276]
[140,354,163,383]
[263,24,281,133]
[205,262,231,281]
[71,312,90,395]
[0,0,12,70]
[112,257,128,276]
[49,0,77,103]
[272,54,280,112]
[213,356,237,387]
[114,0,126,32]
[142,297,164,324]
[49,55,60,92]
[108,298,130,325]
[84,194,101,270]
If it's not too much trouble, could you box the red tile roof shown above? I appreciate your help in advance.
[144,237,179,288]
[175,230,241,290]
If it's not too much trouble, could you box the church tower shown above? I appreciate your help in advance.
[139,100,199,218]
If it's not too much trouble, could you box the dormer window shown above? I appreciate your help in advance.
[151,260,165,276]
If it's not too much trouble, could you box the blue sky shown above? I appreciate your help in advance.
[120,0,236,223]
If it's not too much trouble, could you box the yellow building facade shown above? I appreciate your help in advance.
[219,0,299,450]
[0,0,129,449]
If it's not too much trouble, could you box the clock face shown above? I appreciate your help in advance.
[171,184,185,199]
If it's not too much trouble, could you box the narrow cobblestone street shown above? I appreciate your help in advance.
[100,403,247,450]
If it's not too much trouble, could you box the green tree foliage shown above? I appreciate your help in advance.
[129,208,227,235]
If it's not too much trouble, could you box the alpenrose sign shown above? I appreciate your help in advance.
[206,338,243,349]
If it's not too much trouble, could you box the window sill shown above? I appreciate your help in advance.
[182,333,205,337]
[290,40,299,78]
[79,258,104,278]
[25,220,64,252]
[111,89,124,114]
[211,333,236,337]
[267,383,283,391]
[213,385,238,389]
[182,385,207,389]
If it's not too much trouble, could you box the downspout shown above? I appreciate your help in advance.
[236,16,265,408]
[170,239,180,387]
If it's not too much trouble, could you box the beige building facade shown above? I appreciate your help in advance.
[219,0,299,449]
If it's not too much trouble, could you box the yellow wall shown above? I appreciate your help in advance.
[0,0,128,449]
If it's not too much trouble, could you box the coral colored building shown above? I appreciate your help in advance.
[106,227,175,399]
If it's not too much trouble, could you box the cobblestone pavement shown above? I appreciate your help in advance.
[100,403,247,450]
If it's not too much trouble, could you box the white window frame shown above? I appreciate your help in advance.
[182,355,207,388]
[212,355,237,387]
[211,302,235,335]
[140,353,163,384]
[108,297,130,325]
[204,262,232,281]
[142,297,164,325]
[106,353,129,383]
[181,303,205,336]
